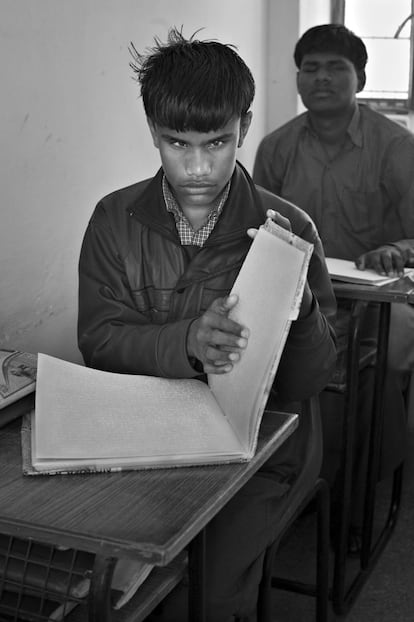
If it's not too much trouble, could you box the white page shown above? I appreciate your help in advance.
[34,354,243,462]
[209,221,312,455]
[326,257,414,286]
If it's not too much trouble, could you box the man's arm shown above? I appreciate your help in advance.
[78,211,196,378]
[78,208,249,378]
[355,240,414,277]
[356,135,414,276]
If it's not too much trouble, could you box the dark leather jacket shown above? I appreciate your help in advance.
[78,162,336,404]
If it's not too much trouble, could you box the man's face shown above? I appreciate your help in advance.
[296,52,364,114]
[148,115,251,212]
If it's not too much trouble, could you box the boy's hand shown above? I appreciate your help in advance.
[187,294,249,374]
[355,246,405,277]
[247,208,291,239]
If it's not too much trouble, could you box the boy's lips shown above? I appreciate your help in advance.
[180,183,217,195]
[312,89,334,97]
[181,182,215,188]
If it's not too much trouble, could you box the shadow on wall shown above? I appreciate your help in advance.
[0,307,83,365]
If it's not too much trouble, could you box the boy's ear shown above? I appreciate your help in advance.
[356,69,366,93]
[238,111,252,147]
[147,118,159,148]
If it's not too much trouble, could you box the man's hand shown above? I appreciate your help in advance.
[247,208,291,240]
[187,294,249,375]
[355,245,405,277]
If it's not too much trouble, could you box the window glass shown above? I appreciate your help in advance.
[344,0,412,104]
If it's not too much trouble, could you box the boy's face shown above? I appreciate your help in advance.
[148,115,251,212]
[296,52,365,115]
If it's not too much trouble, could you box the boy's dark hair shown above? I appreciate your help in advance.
[129,27,255,132]
[294,24,368,72]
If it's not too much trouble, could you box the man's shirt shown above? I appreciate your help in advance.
[253,104,414,260]
[162,175,230,247]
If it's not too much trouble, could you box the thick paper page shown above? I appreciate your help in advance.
[326,257,414,286]
[33,354,244,468]
[112,559,154,609]
[209,220,313,456]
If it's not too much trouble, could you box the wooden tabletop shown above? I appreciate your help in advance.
[332,274,414,304]
[0,411,297,566]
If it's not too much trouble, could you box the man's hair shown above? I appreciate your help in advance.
[129,26,255,132]
[294,24,368,72]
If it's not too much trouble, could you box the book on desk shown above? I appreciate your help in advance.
[326,256,414,286]
[21,219,307,476]
[0,349,37,428]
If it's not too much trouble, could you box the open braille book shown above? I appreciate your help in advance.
[326,257,414,287]
[22,219,311,475]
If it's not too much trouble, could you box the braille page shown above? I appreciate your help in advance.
[325,257,412,286]
[33,354,243,468]
[208,220,313,456]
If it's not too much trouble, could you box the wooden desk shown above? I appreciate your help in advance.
[329,275,413,614]
[331,275,414,305]
[0,410,297,622]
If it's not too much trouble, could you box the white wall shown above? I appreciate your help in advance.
[264,0,301,133]
[1,0,299,363]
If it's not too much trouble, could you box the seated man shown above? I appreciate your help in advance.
[253,23,414,551]
[78,27,336,621]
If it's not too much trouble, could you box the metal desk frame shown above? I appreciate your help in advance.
[329,278,413,614]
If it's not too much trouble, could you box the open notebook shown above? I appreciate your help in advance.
[326,257,414,286]
[22,219,312,475]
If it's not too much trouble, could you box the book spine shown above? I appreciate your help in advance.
[0,393,35,428]
[23,465,124,476]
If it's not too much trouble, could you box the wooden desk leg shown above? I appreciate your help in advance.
[88,555,117,622]
[188,529,207,622]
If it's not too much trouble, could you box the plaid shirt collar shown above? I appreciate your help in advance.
[162,175,231,247]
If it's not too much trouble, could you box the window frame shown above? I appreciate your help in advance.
[330,0,414,112]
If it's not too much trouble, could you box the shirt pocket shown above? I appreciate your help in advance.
[340,187,384,235]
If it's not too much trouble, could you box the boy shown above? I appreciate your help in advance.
[78,27,336,621]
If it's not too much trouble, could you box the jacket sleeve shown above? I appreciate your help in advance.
[274,222,337,402]
[78,205,198,378]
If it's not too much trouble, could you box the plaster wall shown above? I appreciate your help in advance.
[1,0,299,362]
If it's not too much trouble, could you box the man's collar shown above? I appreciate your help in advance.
[304,103,362,148]
[346,104,362,147]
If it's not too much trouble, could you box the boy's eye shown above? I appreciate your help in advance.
[301,64,317,73]
[166,137,226,149]
[329,62,347,71]
[301,62,348,74]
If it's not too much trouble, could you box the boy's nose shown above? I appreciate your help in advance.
[315,67,332,82]
[186,150,212,177]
